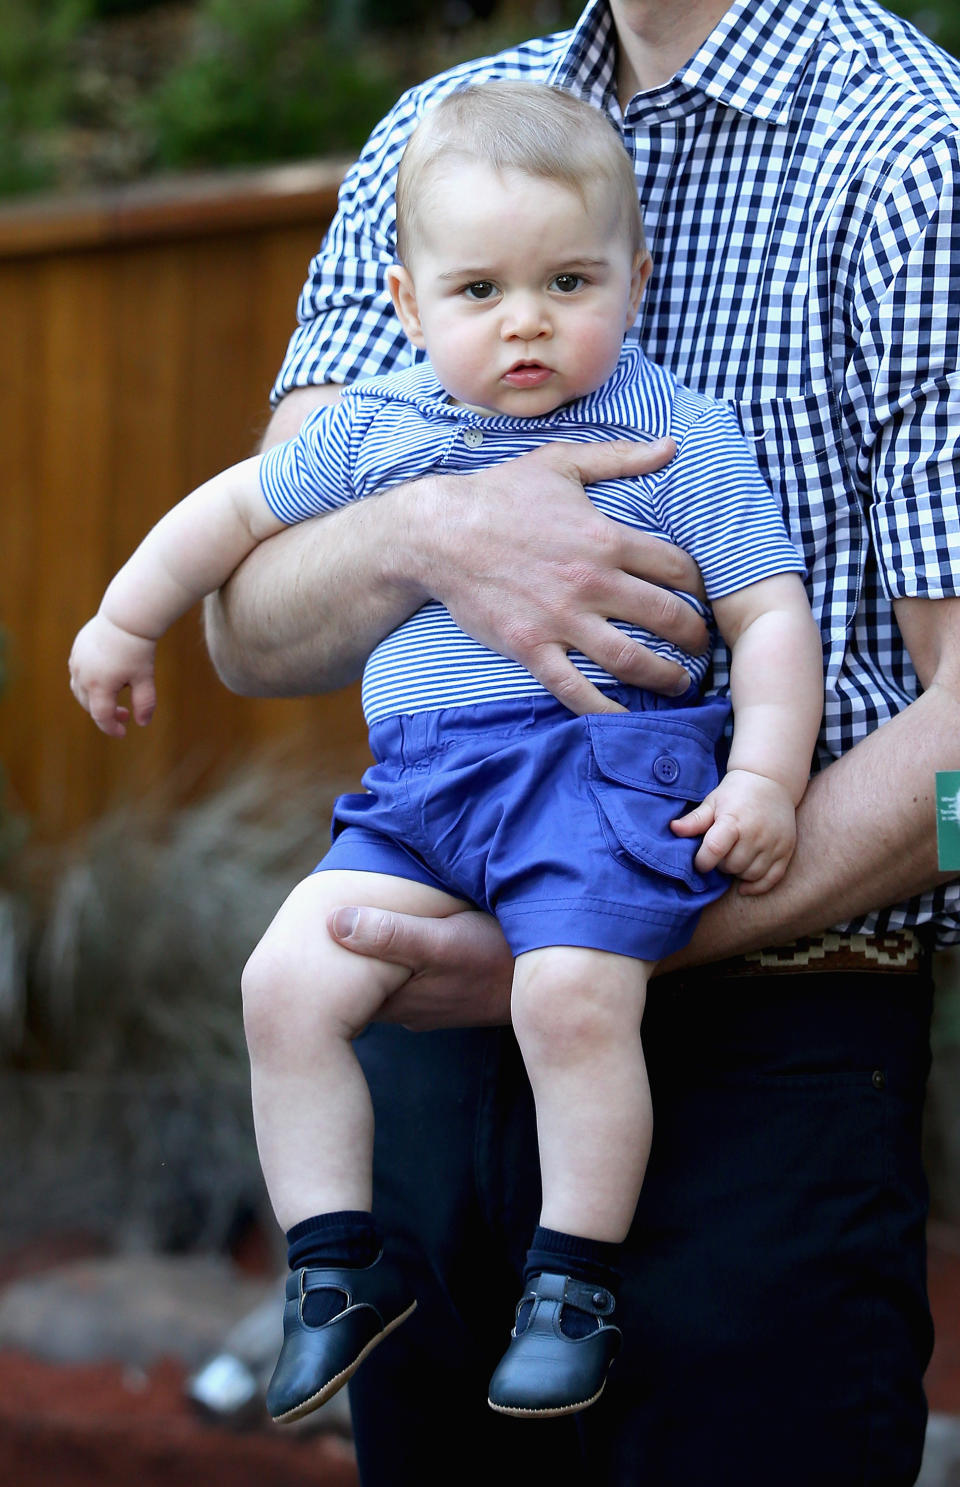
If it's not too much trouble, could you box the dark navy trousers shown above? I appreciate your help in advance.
[350,964,934,1486]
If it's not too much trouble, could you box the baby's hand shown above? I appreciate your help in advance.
[670,769,798,895]
[68,614,157,738]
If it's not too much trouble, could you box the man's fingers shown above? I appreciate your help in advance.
[326,904,516,1020]
[419,438,708,705]
[572,615,692,696]
[564,435,676,487]
[603,568,708,646]
[560,440,703,600]
[526,643,627,715]
[616,529,705,605]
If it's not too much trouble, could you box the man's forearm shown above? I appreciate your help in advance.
[663,680,960,971]
[204,384,427,697]
[204,491,426,696]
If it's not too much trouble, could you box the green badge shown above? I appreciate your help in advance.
[936,772,960,871]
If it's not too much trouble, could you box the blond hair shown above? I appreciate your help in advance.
[395,81,645,264]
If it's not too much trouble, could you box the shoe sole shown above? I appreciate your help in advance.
[487,1379,607,1418]
[271,1300,418,1425]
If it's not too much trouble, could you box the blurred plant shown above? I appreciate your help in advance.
[0,0,91,194]
[137,0,401,171]
[0,629,30,1055]
[89,0,172,13]
[0,2,957,200]
[17,751,339,1076]
[0,751,347,1250]
[0,630,27,872]
[0,0,589,198]
[886,0,960,58]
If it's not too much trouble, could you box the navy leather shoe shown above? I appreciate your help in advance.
[266,1254,416,1423]
[487,1271,621,1417]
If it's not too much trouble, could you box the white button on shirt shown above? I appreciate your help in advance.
[463,428,484,449]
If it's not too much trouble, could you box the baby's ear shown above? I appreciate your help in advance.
[628,250,652,322]
[386,264,426,348]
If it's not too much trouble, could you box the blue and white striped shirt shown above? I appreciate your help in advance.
[261,346,804,723]
[272,0,960,940]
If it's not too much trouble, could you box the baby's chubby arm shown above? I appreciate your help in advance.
[671,573,823,895]
[70,456,284,737]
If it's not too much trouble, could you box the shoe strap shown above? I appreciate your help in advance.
[284,1266,350,1302]
[527,1271,615,1317]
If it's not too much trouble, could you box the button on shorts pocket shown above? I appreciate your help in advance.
[586,711,725,892]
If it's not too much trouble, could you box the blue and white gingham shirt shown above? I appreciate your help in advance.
[261,346,804,723]
[272,0,960,941]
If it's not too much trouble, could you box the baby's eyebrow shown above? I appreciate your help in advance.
[552,258,610,271]
[437,256,612,282]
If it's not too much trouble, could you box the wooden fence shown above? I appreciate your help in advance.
[0,161,376,844]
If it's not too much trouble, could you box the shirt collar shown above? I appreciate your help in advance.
[350,345,661,432]
[678,0,835,123]
[548,0,620,110]
[551,0,834,125]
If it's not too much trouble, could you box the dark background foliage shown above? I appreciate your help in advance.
[1,1,953,200]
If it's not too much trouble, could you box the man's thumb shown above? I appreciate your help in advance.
[328,904,413,965]
[569,435,676,485]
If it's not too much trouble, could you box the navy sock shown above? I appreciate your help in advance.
[520,1226,623,1339]
[286,1211,383,1326]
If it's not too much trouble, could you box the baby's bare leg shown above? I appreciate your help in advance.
[241,869,469,1231]
[510,945,653,1242]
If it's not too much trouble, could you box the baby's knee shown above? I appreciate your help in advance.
[240,935,301,1057]
[512,948,641,1062]
[241,924,355,1056]
[241,913,392,1058]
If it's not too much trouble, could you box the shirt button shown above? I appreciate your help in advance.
[653,754,680,785]
[463,427,484,448]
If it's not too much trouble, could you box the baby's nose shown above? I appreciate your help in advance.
[502,294,550,339]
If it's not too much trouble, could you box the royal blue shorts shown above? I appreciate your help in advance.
[315,687,732,961]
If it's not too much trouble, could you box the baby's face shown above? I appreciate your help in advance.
[388,162,647,418]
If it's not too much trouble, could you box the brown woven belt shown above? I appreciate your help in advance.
[692,929,927,980]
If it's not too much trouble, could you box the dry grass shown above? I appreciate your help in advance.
[0,750,347,1250]
[19,751,341,1076]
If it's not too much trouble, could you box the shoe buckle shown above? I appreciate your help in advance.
[564,1276,615,1316]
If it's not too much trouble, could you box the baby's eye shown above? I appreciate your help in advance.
[463,281,497,300]
[551,273,584,294]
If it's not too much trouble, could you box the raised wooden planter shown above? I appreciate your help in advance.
[0,161,372,845]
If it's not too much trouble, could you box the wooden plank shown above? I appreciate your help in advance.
[32,254,117,837]
[0,181,375,845]
[0,162,348,261]
[102,241,193,799]
[0,261,44,829]
[171,229,317,777]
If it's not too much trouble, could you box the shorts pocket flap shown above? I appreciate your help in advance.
[586,712,725,891]
[586,713,721,800]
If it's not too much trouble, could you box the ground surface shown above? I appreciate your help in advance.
[0,1352,358,1487]
[0,1225,958,1487]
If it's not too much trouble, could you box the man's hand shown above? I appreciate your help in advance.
[207,429,708,710]
[671,769,798,896]
[410,438,706,714]
[69,615,157,738]
[327,904,514,1030]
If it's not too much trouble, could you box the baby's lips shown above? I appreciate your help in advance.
[502,362,553,388]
